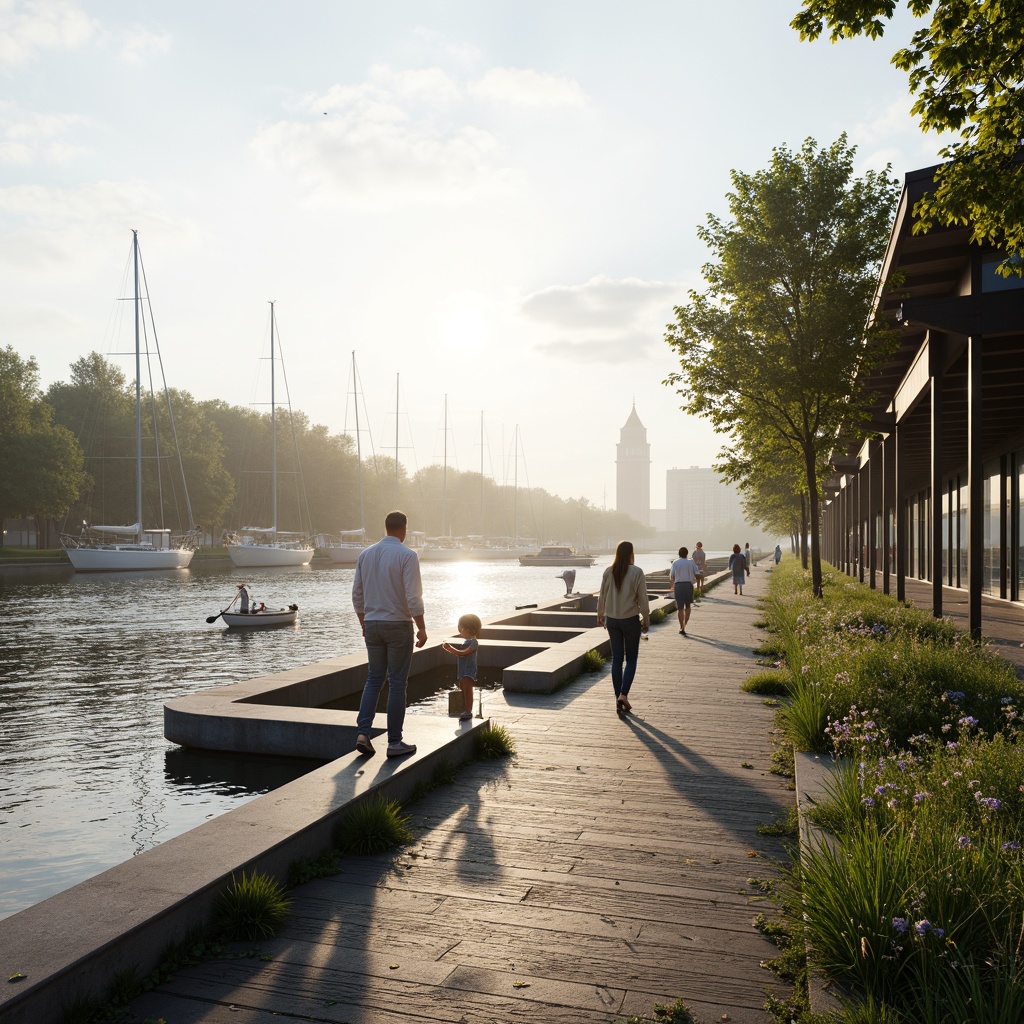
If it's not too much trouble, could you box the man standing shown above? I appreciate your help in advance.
[669,546,699,637]
[352,510,427,758]
[691,541,707,596]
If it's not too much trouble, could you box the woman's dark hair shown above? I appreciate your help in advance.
[611,540,633,589]
[732,543,741,554]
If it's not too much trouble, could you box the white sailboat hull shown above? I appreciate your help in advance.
[324,545,362,565]
[227,543,313,567]
[65,546,194,572]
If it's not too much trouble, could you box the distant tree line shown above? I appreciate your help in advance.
[1,345,645,550]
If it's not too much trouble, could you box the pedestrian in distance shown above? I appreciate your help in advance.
[774,544,782,565]
[669,546,699,637]
[729,543,747,596]
[691,541,707,596]
[743,542,752,573]
[442,613,481,721]
[351,510,427,759]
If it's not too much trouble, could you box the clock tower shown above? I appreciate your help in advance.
[615,403,650,527]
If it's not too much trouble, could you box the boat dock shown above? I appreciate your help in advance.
[1,562,792,1023]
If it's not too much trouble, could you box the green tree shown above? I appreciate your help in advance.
[0,346,87,533]
[792,0,1024,266]
[664,137,899,596]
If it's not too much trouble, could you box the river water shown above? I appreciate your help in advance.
[0,551,686,920]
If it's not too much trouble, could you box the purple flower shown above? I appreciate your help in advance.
[892,917,908,934]
[977,796,1002,810]
[1001,841,1021,852]
[915,920,934,936]
[862,797,875,808]
[958,716,979,728]
[944,691,966,703]
[957,836,971,849]
[913,792,930,804]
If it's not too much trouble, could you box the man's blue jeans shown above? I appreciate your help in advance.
[357,619,415,744]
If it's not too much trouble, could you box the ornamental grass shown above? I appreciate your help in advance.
[762,560,1024,1023]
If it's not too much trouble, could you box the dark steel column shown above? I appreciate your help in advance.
[931,368,944,617]
[868,442,878,589]
[896,421,906,602]
[999,454,1008,600]
[857,464,865,583]
[882,431,894,595]
[967,331,983,638]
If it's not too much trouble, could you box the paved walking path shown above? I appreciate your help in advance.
[126,564,792,1024]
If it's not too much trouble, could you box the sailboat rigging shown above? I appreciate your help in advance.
[323,351,370,566]
[226,303,313,567]
[61,231,199,572]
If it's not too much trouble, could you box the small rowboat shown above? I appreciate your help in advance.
[222,604,299,628]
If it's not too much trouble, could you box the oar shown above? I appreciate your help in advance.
[206,593,239,624]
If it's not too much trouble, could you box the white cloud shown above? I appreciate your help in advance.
[0,0,95,67]
[251,64,524,210]
[470,67,588,108]
[117,24,171,64]
[522,275,683,363]
[0,107,92,165]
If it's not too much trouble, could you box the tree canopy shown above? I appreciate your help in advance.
[792,0,1024,265]
[0,346,87,526]
[664,136,899,595]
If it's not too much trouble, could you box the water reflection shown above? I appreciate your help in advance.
[0,552,645,920]
[164,748,325,796]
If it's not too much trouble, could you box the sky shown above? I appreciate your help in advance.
[0,0,946,511]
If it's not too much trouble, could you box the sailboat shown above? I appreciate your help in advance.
[323,351,368,566]
[226,303,314,568]
[61,231,199,572]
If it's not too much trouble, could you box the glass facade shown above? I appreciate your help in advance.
[983,462,1001,596]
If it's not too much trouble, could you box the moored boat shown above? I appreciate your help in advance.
[61,231,199,572]
[226,303,313,568]
[518,544,596,567]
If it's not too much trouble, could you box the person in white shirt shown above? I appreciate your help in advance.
[669,546,699,636]
[352,510,427,759]
[691,542,707,596]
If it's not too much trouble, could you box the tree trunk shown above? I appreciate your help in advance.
[803,448,823,597]
[799,495,808,569]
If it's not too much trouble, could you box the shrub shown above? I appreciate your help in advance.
[742,670,792,696]
[212,870,292,941]
[650,607,667,624]
[477,723,516,759]
[582,649,605,672]
[335,796,413,856]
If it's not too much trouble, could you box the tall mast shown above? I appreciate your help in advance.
[480,411,484,538]
[442,395,448,537]
[133,230,142,538]
[395,373,400,504]
[352,351,364,533]
[513,425,518,547]
[270,301,277,537]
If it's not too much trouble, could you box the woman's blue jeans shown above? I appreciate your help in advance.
[606,614,641,698]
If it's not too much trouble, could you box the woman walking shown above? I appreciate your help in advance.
[597,540,650,715]
[729,543,748,596]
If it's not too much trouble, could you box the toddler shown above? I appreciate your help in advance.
[441,613,481,721]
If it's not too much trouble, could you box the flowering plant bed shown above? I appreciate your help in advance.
[760,560,1024,1023]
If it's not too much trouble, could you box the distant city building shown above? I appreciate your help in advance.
[615,404,651,527]
[666,467,744,534]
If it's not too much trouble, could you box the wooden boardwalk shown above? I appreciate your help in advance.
[127,563,793,1024]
